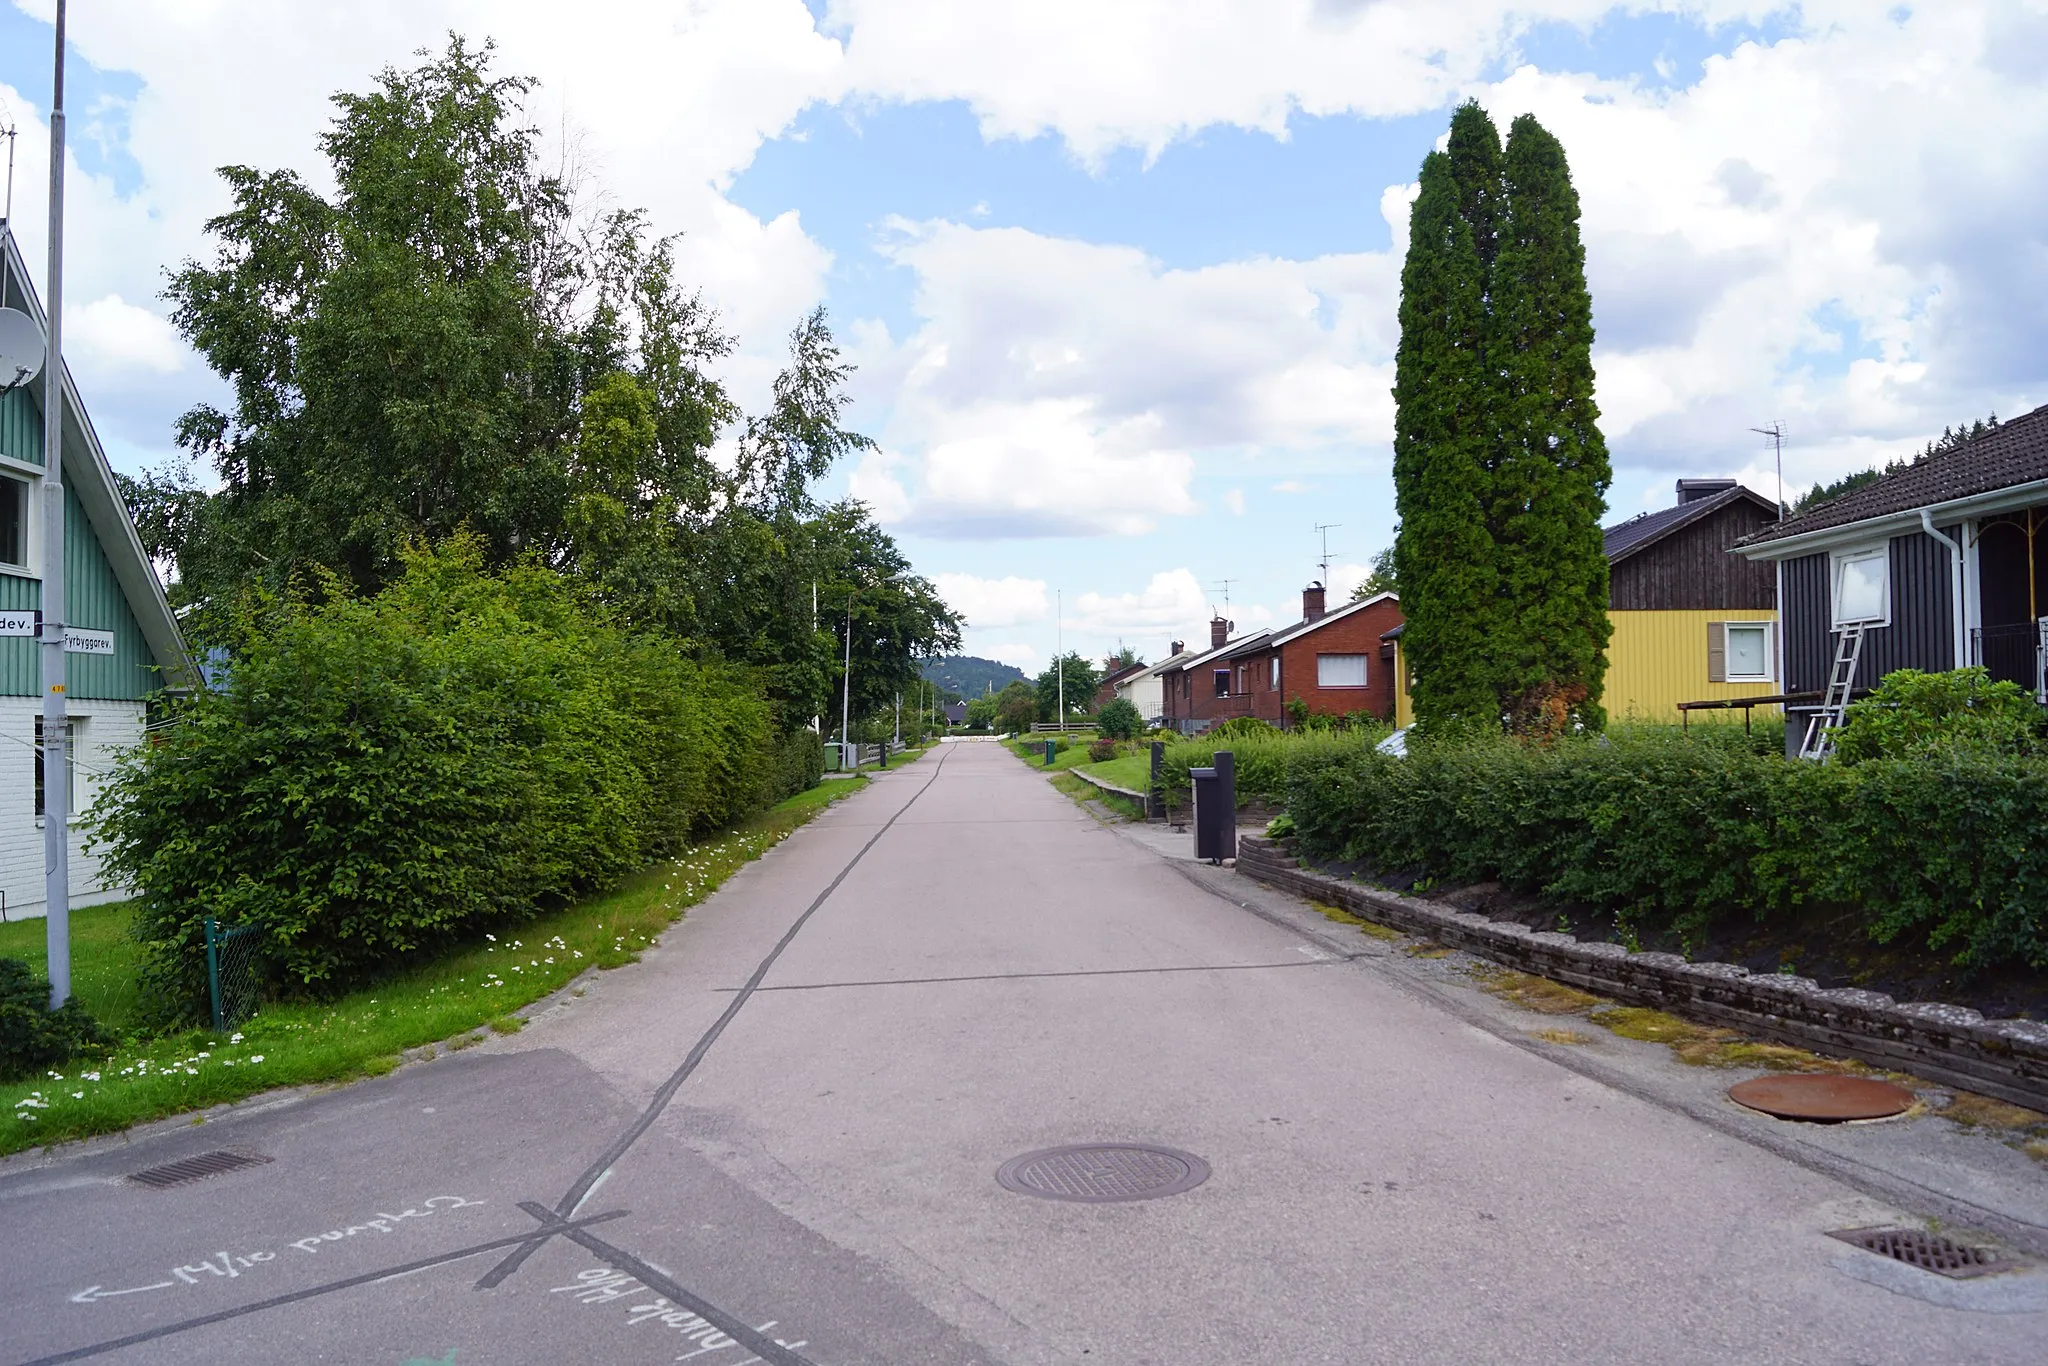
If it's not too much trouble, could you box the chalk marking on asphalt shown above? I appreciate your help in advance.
[19,1211,629,1366]
[720,956,1366,993]
[540,1210,817,1366]
[474,746,955,1293]
[61,1194,489,1308]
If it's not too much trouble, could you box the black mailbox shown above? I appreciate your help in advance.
[1190,749,1236,863]
[1147,740,1166,819]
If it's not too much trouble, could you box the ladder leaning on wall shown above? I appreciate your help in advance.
[1799,622,1867,761]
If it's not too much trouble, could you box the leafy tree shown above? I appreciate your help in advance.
[964,694,1000,730]
[814,504,963,732]
[1488,114,1611,729]
[1104,643,1144,672]
[1392,135,1500,730]
[1350,546,1397,600]
[994,680,1038,734]
[1035,652,1102,722]
[1096,697,1143,740]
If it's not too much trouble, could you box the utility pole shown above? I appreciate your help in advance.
[41,0,70,1009]
[1056,588,1064,731]
[893,692,901,747]
[840,605,853,768]
[1752,422,1786,520]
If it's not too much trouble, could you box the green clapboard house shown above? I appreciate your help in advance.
[2,226,195,920]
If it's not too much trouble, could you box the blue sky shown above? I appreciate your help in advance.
[2,0,2043,672]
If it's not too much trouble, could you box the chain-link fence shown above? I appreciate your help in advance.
[204,918,262,1033]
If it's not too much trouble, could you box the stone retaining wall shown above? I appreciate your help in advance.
[1234,835,2048,1113]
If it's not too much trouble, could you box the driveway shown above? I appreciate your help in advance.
[2,740,2040,1364]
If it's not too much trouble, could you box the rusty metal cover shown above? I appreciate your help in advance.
[1727,1074,1914,1122]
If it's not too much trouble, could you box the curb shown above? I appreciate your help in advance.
[1234,835,2048,1113]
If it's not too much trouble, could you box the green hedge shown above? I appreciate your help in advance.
[95,540,797,1013]
[1158,728,1387,809]
[1285,726,2048,972]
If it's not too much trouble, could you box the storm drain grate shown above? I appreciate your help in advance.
[997,1144,1210,1203]
[127,1149,274,1190]
[1827,1227,2004,1279]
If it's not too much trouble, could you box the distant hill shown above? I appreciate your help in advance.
[921,654,1029,698]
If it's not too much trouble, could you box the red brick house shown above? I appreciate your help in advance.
[1094,661,1150,710]
[1159,586,1405,731]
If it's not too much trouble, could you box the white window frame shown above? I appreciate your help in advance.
[1830,545,1892,627]
[0,470,33,573]
[33,716,79,823]
[1316,653,1370,689]
[1270,656,1280,690]
[1722,621,1774,683]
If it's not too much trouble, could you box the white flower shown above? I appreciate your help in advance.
[230,1033,243,1043]
[249,1055,265,1063]
[71,1092,83,1099]
[485,933,496,941]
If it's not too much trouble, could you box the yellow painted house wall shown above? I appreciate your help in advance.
[1385,609,1778,728]
[1606,609,1779,724]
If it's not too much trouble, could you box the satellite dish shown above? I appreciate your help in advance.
[0,307,45,393]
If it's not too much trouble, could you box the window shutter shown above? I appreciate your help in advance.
[1707,620,1727,684]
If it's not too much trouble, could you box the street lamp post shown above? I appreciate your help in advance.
[41,0,70,1009]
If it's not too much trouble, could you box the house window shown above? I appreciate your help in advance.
[33,717,76,819]
[0,474,26,569]
[1317,654,1368,688]
[1270,657,1280,690]
[1832,546,1890,626]
[1709,621,1773,683]
[1213,669,1230,698]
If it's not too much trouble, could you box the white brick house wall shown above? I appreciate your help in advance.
[0,695,146,921]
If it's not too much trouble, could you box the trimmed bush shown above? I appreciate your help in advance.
[1,960,114,1082]
[1088,737,1119,763]
[94,539,790,1014]
[1096,698,1143,740]
[1834,667,2043,763]
[1285,725,2048,972]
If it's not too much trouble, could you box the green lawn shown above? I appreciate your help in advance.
[1003,735,1106,772]
[1,776,869,1157]
[1076,752,1153,791]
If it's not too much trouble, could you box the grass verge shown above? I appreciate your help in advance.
[1,776,869,1158]
[1049,771,1147,821]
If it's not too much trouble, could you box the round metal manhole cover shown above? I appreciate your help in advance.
[1728,1074,1915,1122]
[996,1143,1211,1203]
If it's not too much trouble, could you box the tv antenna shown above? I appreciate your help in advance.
[1,100,16,226]
[1211,578,1234,616]
[1313,522,1342,585]
[1751,422,1786,520]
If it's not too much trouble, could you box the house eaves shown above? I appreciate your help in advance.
[1,227,197,689]
[1733,475,2048,562]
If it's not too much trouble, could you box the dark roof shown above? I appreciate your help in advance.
[1603,484,1778,562]
[1740,402,2048,547]
[1219,592,1398,660]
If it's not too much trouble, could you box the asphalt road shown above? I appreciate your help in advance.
[2,740,2042,1364]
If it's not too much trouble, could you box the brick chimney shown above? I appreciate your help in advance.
[1210,616,1232,648]
[1302,582,1327,621]
[1169,639,1185,658]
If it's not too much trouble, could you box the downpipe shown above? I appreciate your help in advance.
[1918,508,1966,670]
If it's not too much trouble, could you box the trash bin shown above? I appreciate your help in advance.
[1045,739,1057,766]
[1190,749,1236,863]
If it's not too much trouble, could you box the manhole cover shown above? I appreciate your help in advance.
[996,1143,1210,1203]
[127,1149,273,1190]
[1828,1227,2005,1279]
[1727,1074,1913,1122]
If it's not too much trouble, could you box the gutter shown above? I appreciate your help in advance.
[1918,508,1968,670]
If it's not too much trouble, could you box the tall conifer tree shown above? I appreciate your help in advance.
[1393,102,1609,733]
[1392,148,1498,727]
[1489,115,1611,728]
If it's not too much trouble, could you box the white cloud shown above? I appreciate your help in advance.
[933,572,1048,629]
[1071,568,1211,639]
[65,295,185,376]
[1222,488,1246,515]
[1326,561,1375,601]
[861,219,1397,536]
[831,0,1774,167]
[1272,479,1310,494]
[983,640,1042,672]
